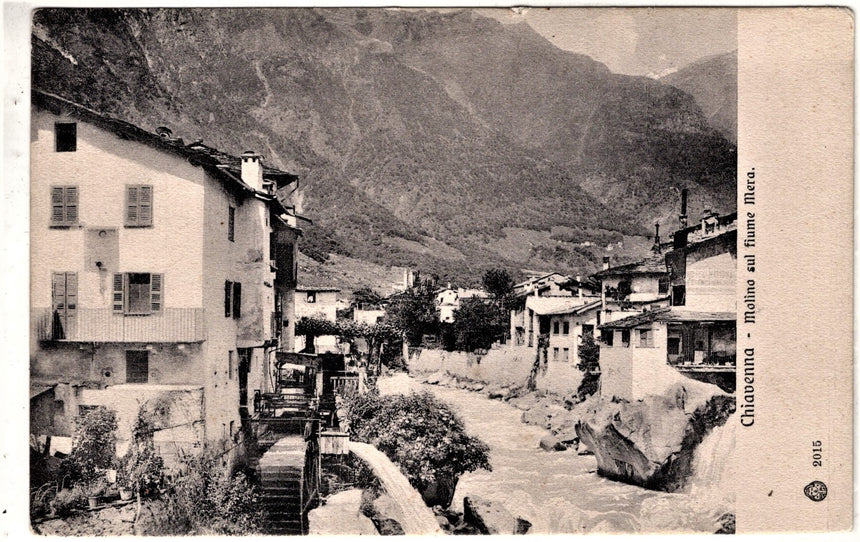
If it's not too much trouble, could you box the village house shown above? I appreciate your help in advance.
[593,250,672,330]
[294,286,341,353]
[435,285,488,324]
[598,210,738,398]
[29,90,304,462]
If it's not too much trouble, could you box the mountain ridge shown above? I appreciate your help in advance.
[31,7,736,291]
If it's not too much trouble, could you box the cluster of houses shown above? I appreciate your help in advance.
[507,197,738,396]
[28,89,737,467]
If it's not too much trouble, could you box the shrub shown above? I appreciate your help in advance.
[169,444,263,535]
[342,390,491,507]
[49,486,86,517]
[62,406,118,484]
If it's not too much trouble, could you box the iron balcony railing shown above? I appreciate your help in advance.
[33,307,206,343]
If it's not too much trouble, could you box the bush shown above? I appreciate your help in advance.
[342,390,491,508]
[49,486,86,517]
[169,444,264,535]
[62,406,118,484]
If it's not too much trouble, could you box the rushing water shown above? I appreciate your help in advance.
[378,374,733,534]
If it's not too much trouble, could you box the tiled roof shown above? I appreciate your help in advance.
[600,308,736,329]
[32,89,298,190]
[593,252,668,278]
[527,296,601,316]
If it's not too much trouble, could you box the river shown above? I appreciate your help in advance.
[378,373,733,534]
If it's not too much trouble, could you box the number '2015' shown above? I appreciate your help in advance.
[812,440,823,467]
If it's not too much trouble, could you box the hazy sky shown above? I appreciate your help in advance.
[476,7,737,77]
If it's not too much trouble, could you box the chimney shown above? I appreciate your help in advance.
[652,223,661,253]
[679,188,688,228]
[602,256,610,270]
[576,275,582,300]
[241,151,264,192]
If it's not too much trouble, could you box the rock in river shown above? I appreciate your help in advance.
[575,379,735,492]
[463,496,531,535]
[539,433,567,452]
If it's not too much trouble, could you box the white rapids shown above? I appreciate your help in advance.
[378,373,734,534]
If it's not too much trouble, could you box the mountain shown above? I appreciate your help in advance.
[661,51,737,143]
[31,8,736,291]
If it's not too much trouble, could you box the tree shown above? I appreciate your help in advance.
[482,268,514,299]
[451,298,507,352]
[384,278,439,346]
[574,333,601,402]
[62,406,118,485]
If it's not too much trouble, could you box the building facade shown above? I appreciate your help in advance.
[30,91,302,459]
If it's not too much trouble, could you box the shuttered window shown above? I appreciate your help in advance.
[232,282,242,319]
[50,186,78,226]
[228,206,235,242]
[126,185,153,227]
[52,272,77,336]
[112,273,163,314]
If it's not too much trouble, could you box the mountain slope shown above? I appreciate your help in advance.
[31,8,736,288]
[661,50,737,143]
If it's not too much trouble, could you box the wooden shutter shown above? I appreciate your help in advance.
[51,187,65,224]
[232,282,242,319]
[64,187,78,224]
[126,186,139,225]
[52,272,66,313]
[150,273,163,313]
[65,272,77,320]
[113,273,125,313]
[139,186,153,226]
[224,280,232,317]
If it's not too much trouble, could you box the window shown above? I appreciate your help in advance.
[672,285,686,306]
[228,351,235,380]
[562,321,570,335]
[113,273,163,315]
[228,206,235,242]
[621,330,631,347]
[55,122,77,152]
[225,281,242,318]
[126,185,153,227]
[601,329,614,346]
[562,347,570,362]
[552,347,559,362]
[307,292,316,304]
[50,186,78,226]
[658,276,670,295]
[51,272,77,335]
[668,337,681,356]
[126,351,149,383]
[552,321,560,335]
[639,329,654,348]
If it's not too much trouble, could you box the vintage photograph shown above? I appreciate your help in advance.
[27,6,743,535]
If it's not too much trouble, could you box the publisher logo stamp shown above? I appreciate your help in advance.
[804,481,828,502]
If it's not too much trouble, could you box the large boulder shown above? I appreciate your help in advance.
[463,496,531,535]
[576,379,735,492]
[539,433,567,452]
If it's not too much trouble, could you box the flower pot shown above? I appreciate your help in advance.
[87,495,102,509]
[119,488,133,501]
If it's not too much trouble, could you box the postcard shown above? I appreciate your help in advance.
[5,4,853,537]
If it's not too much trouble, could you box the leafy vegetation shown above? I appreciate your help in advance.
[383,278,440,346]
[60,406,118,485]
[574,333,601,402]
[342,389,491,508]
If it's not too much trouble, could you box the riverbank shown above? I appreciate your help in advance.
[383,372,735,534]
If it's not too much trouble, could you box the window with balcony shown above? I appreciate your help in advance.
[51,272,77,335]
[126,350,149,383]
[113,273,163,315]
[50,186,78,226]
[125,185,153,227]
[55,122,77,152]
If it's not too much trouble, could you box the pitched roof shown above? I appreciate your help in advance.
[526,296,601,316]
[32,89,298,191]
[593,252,668,278]
[600,308,736,329]
[296,286,341,293]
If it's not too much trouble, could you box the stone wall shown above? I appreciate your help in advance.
[408,345,583,397]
